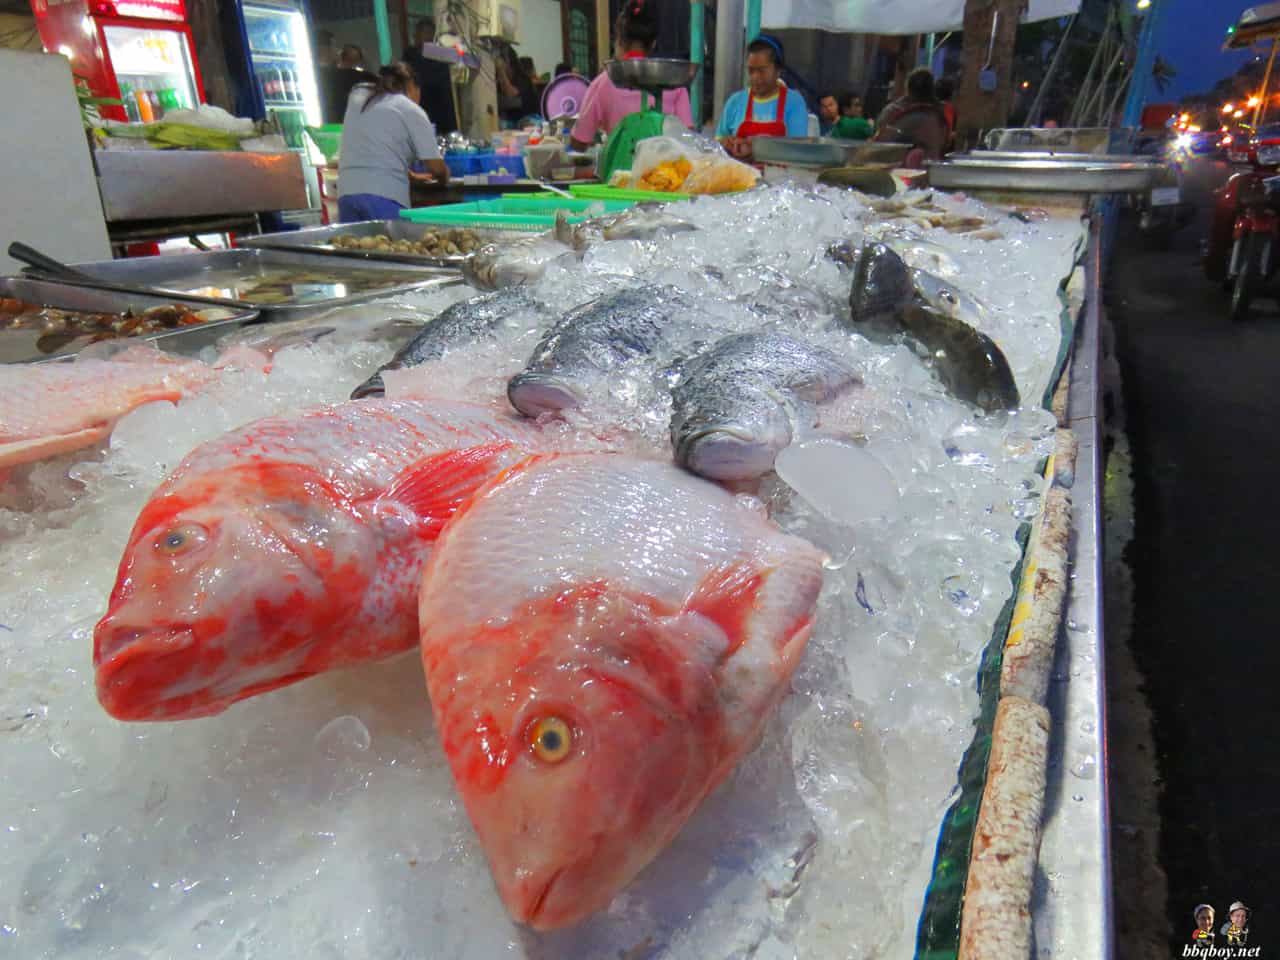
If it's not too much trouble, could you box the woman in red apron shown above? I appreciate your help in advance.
[736,83,789,140]
[719,35,793,162]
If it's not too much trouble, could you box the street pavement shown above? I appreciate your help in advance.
[1106,154,1279,951]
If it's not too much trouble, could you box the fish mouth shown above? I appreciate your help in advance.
[94,625,213,721]
[349,373,386,400]
[678,425,778,481]
[522,867,566,930]
[507,373,582,418]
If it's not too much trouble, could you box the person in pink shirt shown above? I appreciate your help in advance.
[570,0,693,151]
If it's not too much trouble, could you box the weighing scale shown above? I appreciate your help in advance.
[598,58,700,183]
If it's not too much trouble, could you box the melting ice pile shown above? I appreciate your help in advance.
[0,184,1084,959]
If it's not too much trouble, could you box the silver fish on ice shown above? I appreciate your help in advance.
[670,330,860,481]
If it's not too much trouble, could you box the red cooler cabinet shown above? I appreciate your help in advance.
[32,0,206,123]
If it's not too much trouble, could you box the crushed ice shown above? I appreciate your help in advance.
[0,183,1083,958]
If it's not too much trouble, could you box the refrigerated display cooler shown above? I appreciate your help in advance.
[31,0,206,124]
[225,0,321,150]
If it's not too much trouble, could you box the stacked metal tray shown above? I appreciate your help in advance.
[0,277,258,364]
[22,248,462,318]
[928,154,1161,193]
[241,220,508,267]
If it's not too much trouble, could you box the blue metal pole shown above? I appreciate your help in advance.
[1120,0,1166,128]
[373,0,393,68]
[746,0,761,46]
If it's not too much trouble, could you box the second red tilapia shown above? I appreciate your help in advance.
[418,453,827,930]
[94,398,546,721]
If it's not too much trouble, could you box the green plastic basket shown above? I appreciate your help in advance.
[567,184,692,203]
[399,197,634,232]
[305,124,343,163]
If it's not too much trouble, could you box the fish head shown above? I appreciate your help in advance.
[94,462,369,721]
[848,242,914,337]
[432,583,725,930]
[671,385,793,481]
[910,268,987,327]
[507,370,583,417]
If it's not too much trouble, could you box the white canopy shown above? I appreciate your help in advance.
[761,0,1080,35]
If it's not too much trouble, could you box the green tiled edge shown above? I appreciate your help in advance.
[912,217,1089,958]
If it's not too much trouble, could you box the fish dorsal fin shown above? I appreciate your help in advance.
[685,561,767,661]
[367,442,515,538]
[441,451,565,530]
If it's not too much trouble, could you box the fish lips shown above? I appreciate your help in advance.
[674,422,786,481]
[507,372,583,418]
[497,846,609,931]
[94,623,210,721]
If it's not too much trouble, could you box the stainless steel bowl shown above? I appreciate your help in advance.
[605,58,700,92]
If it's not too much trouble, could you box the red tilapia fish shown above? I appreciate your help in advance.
[0,345,264,470]
[418,452,826,930]
[95,398,546,722]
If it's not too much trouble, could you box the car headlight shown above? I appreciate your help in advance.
[1258,145,1280,165]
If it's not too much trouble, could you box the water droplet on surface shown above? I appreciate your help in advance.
[315,715,371,759]
[1069,755,1097,780]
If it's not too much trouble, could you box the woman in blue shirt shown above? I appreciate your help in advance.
[716,36,809,162]
[337,62,450,223]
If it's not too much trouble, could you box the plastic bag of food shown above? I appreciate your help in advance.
[628,132,760,194]
[631,136,695,192]
[682,154,760,194]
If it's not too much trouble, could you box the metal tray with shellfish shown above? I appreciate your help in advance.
[0,276,259,364]
[241,221,507,267]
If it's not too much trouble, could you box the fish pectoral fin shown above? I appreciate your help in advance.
[684,561,770,661]
[366,442,516,536]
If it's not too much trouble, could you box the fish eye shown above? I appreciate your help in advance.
[155,523,209,556]
[528,717,573,763]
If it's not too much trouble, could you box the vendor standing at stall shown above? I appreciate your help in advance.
[716,36,809,162]
[337,63,449,223]
[569,1,693,152]
[871,67,949,164]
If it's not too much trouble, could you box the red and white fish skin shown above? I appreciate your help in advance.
[417,453,826,931]
[0,348,229,470]
[94,397,546,723]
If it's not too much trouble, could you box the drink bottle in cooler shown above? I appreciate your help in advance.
[145,80,164,119]
[120,83,142,122]
[133,82,155,122]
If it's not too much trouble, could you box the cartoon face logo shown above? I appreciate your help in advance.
[1191,904,1215,942]
[1223,901,1250,946]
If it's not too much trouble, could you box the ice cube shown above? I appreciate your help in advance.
[775,439,901,526]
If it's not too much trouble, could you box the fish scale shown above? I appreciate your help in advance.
[418,452,826,931]
[93,398,550,722]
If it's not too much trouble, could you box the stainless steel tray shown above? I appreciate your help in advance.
[95,151,309,222]
[752,137,861,167]
[982,127,1114,154]
[0,277,259,364]
[927,157,1159,193]
[604,58,699,92]
[241,220,507,266]
[752,138,912,169]
[968,150,1154,164]
[26,249,462,316]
